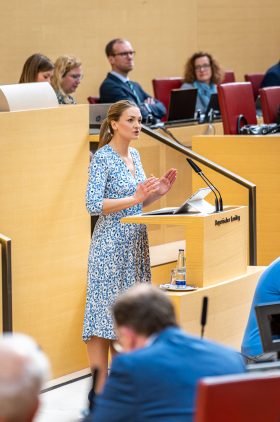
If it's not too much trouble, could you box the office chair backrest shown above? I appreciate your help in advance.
[152,78,183,119]
[260,86,280,124]
[87,96,100,104]
[218,82,257,134]
[244,73,265,101]
[195,372,280,422]
[221,70,236,84]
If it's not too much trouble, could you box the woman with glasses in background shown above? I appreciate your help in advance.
[19,53,54,83]
[181,52,224,113]
[51,55,83,104]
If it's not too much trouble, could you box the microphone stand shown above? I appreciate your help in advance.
[187,158,223,212]
[199,172,223,212]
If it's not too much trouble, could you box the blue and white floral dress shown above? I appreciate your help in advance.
[83,144,151,341]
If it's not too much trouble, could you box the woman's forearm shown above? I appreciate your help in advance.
[102,197,139,215]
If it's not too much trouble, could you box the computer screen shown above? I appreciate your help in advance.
[167,88,197,123]
[255,302,280,353]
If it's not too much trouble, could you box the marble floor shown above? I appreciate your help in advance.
[35,369,92,422]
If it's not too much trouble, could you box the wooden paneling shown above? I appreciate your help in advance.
[122,206,248,287]
[192,135,280,265]
[0,106,89,377]
[0,1,279,105]
[170,266,265,349]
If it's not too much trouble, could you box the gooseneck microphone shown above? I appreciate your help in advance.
[200,296,208,339]
[186,158,223,212]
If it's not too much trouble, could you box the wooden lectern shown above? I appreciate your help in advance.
[122,206,248,287]
[122,206,264,349]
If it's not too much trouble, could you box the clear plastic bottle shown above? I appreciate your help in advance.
[176,249,186,286]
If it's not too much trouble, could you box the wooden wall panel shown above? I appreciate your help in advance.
[0,0,279,104]
[0,106,90,377]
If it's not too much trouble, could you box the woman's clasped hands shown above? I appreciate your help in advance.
[134,168,177,205]
[134,176,160,204]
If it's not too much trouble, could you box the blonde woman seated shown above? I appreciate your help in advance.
[19,53,54,83]
[181,51,224,113]
[51,55,83,104]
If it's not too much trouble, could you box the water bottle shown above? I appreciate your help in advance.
[176,249,186,287]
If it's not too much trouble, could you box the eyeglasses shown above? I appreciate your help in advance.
[195,64,211,71]
[66,73,84,80]
[112,51,136,58]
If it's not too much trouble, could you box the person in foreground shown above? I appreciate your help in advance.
[83,100,177,395]
[51,55,83,104]
[242,257,280,363]
[181,51,224,113]
[99,38,166,123]
[19,53,54,83]
[0,333,50,422]
[87,284,246,422]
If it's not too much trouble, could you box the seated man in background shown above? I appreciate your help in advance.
[88,284,245,422]
[242,257,280,363]
[0,333,50,422]
[99,38,166,123]
[261,60,280,88]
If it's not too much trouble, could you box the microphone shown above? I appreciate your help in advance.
[200,296,208,339]
[186,158,223,212]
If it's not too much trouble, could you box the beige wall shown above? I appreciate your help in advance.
[0,0,279,104]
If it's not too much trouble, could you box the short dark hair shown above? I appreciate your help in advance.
[113,284,177,336]
[105,38,126,57]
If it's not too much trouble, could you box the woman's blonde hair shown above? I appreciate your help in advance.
[183,51,224,85]
[51,55,81,103]
[19,53,54,83]
[98,100,138,149]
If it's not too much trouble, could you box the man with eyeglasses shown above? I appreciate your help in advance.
[85,284,245,422]
[99,38,166,124]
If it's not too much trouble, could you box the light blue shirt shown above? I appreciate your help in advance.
[110,71,128,83]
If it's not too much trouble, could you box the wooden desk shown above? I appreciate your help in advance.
[163,121,223,147]
[122,206,248,287]
[168,266,264,349]
[192,134,280,265]
[122,209,263,350]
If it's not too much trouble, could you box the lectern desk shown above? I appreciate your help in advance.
[122,206,247,288]
[122,206,264,349]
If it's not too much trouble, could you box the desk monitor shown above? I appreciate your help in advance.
[166,88,197,124]
[202,93,221,123]
[255,302,280,353]
[89,104,112,128]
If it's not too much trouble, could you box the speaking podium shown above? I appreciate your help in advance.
[122,205,264,349]
[122,206,248,287]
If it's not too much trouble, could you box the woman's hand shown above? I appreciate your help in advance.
[157,168,177,196]
[133,177,160,204]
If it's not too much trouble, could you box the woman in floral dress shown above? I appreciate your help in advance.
[83,100,177,393]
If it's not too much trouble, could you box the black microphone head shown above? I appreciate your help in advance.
[186,158,202,174]
[200,296,208,327]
